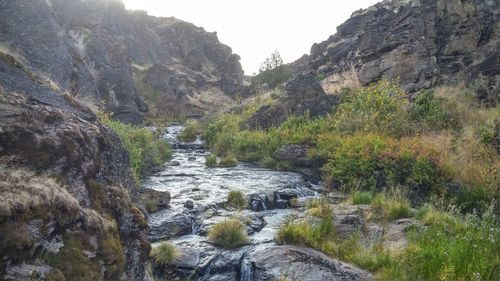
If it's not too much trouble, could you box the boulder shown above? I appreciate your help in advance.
[245,72,340,130]
[242,245,373,281]
[148,211,194,241]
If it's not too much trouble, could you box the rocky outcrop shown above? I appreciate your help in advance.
[0,91,149,280]
[0,0,244,124]
[292,0,499,96]
[245,72,340,130]
[241,245,373,281]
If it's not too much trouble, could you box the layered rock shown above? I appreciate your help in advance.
[0,0,244,124]
[245,72,340,130]
[0,91,149,280]
[292,0,499,96]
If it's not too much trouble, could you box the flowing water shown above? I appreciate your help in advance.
[142,125,322,280]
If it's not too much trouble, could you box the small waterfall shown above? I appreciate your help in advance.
[240,257,255,281]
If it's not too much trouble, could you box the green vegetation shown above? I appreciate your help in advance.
[208,219,249,249]
[227,190,247,209]
[99,113,171,181]
[252,50,292,89]
[370,193,414,221]
[218,155,238,167]
[349,191,374,205]
[202,80,499,280]
[150,242,179,266]
[178,120,203,142]
[205,155,218,167]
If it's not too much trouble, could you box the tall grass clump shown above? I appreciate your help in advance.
[370,193,414,221]
[349,191,374,205]
[227,190,247,209]
[208,219,249,249]
[99,113,171,181]
[150,243,179,266]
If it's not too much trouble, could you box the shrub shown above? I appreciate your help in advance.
[218,155,238,167]
[227,190,247,209]
[205,155,217,167]
[178,120,202,142]
[99,113,171,181]
[332,80,409,137]
[150,243,178,266]
[349,191,374,205]
[318,134,444,192]
[208,219,249,249]
[276,217,334,248]
[409,91,457,131]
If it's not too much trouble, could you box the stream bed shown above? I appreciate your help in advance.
[142,125,372,281]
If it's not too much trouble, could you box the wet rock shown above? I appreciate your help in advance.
[245,214,267,235]
[169,161,181,166]
[188,156,197,161]
[148,211,194,241]
[242,245,372,281]
[184,200,195,209]
[132,188,171,213]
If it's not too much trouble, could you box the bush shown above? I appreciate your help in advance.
[205,155,217,167]
[208,219,249,249]
[178,120,202,142]
[409,91,457,131]
[276,217,334,248]
[227,190,247,209]
[150,243,178,266]
[99,113,171,181]
[218,156,238,167]
[349,191,374,205]
[332,80,409,136]
[318,134,444,192]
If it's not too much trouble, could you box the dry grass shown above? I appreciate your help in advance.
[0,164,80,218]
[320,64,361,94]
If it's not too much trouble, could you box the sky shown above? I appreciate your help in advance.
[122,0,380,75]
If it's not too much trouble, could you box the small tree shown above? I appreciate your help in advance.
[253,50,291,89]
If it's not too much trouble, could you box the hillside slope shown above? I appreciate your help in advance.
[0,0,244,123]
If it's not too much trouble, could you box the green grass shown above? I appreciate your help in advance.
[349,191,374,205]
[370,194,414,221]
[208,219,249,249]
[178,120,203,142]
[99,113,171,181]
[150,242,179,266]
[205,155,217,167]
[227,190,247,209]
[218,155,238,167]
[307,199,334,218]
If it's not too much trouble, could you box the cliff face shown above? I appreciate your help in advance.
[0,0,244,124]
[0,90,149,280]
[292,0,499,97]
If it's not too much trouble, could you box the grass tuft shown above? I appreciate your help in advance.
[150,242,179,266]
[208,219,249,249]
[227,190,247,209]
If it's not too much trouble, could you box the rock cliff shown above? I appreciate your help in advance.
[0,0,244,124]
[292,0,499,97]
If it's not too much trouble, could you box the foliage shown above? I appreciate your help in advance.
[99,113,171,181]
[218,155,238,167]
[408,91,457,131]
[208,219,249,249]
[227,190,247,209]
[307,199,334,218]
[178,120,203,142]
[332,80,409,136]
[402,204,499,281]
[370,193,414,221]
[349,191,374,205]
[205,155,217,167]
[252,50,292,89]
[150,243,178,266]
